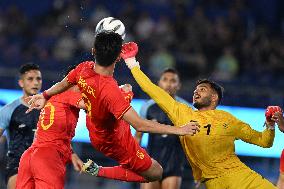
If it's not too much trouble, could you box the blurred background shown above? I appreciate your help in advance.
[0,0,283,188]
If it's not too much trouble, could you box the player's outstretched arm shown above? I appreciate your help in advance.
[235,106,282,148]
[123,107,199,136]
[26,77,73,113]
[121,42,181,123]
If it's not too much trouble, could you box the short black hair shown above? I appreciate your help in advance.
[94,31,122,67]
[19,63,40,75]
[161,68,180,77]
[196,79,224,104]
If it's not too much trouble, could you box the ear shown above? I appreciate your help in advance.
[91,48,95,56]
[115,55,121,63]
[177,82,181,91]
[211,93,218,103]
[18,79,24,88]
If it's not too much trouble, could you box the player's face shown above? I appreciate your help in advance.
[193,83,214,109]
[158,72,180,97]
[19,70,42,96]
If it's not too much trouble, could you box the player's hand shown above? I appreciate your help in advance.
[71,153,84,172]
[272,112,284,132]
[119,84,134,103]
[25,94,47,113]
[265,106,283,129]
[121,42,140,69]
[178,121,200,136]
[121,42,138,59]
[119,84,132,93]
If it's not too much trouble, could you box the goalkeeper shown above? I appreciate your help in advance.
[121,42,280,189]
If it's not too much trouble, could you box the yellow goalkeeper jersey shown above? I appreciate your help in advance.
[131,67,275,181]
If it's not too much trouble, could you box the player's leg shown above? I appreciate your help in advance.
[31,147,67,189]
[139,158,163,182]
[223,169,276,189]
[15,148,35,189]
[161,176,182,189]
[82,160,160,182]
[6,155,21,189]
[244,173,277,189]
[141,181,161,189]
[82,141,162,182]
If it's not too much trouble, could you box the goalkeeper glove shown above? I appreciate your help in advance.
[121,42,140,69]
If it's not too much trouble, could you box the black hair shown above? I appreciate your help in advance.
[94,31,122,67]
[161,68,180,78]
[19,63,40,75]
[196,79,224,104]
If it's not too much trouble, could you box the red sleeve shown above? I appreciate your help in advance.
[280,149,284,173]
[104,84,131,120]
[67,62,85,84]
[120,88,134,103]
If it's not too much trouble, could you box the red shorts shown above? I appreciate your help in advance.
[16,146,69,189]
[91,132,152,173]
[280,149,284,173]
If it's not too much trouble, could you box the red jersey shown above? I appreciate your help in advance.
[67,61,132,147]
[33,90,82,156]
[280,149,284,173]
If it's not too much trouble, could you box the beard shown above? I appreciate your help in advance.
[193,96,212,109]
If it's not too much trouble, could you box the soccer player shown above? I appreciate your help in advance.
[135,68,189,189]
[26,32,200,183]
[0,63,42,189]
[122,42,280,189]
[16,67,85,189]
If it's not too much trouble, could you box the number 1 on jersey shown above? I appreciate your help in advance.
[204,124,211,135]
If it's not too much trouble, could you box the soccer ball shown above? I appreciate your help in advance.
[95,17,126,40]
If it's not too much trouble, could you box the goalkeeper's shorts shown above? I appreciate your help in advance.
[205,168,276,189]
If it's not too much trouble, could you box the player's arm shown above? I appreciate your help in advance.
[27,63,86,112]
[26,77,74,113]
[123,107,199,136]
[121,42,183,124]
[134,131,143,144]
[0,104,13,137]
[236,123,274,148]
[0,128,4,138]
[231,107,281,148]
[44,77,73,98]
[70,145,83,172]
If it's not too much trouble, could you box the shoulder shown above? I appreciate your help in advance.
[0,99,21,113]
[77,61,95,70]
[214,109,236,121]
[0,99,22,123]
